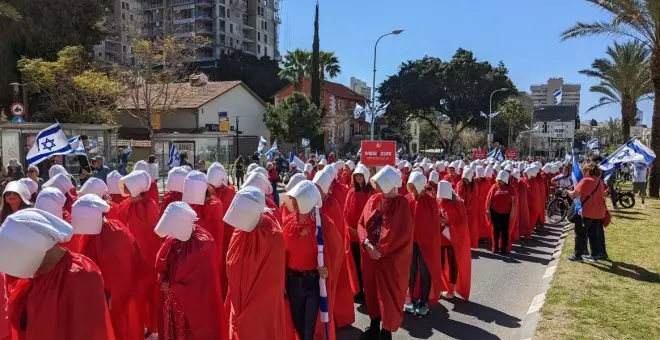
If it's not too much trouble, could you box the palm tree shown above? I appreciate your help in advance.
[319,51,341,81]
[278,49,310,91]
[580,41,652,141]
[561,0,660,197]
[597,117,624,146]
[0,2,22,21]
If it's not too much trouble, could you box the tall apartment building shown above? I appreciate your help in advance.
[96,0,280,66]
[349,77,371,100]
[530,77,581,107]
[94,0,141,65]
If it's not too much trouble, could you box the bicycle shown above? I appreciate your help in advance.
[547,188,572,224]
[612,187,635,209]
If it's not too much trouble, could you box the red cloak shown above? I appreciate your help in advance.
[456,181,479,249]
[117,196,162,332]
[189,195,225,283]
[530,176,544,229]
[508,177,521,247]
[357,194,413,332]
[9,251,115,340]
[78,219,147,340]
[225,214,286,340]
[406,193,443,306]
[343,188,373,243]
[517,179,531,238]
[437,199,472,300]
[160,191,182,215]
[213,185,237,297]
[0,273,8,340]
[146,179,159,205]
[59,210,85,253]
[110,194,125,205]
[156,227,228,340]
[474,178,491,240]
[535,175,547,224]
[64,189,77,215]
[485,182,518,253]
[398,173,409,195]
[339,171,352,187]
[266,195,282,223]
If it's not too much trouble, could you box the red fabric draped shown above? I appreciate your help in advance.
[213,185,237,297]
[160,191,182,215]
[78,219,147,340]
[190,196,226,285]
[266,196,282,224]
[357,194,413,332]
[59,208,84,253]
[485,183,519,253]
[225,214,286,340]
[517,180,531,239]
[508,177,521,248]
[529,176,544,229]
[156,227,228,340]
[117,196,161,332]
[64,189,77,215]
[475,179,491,240]
[456,181,479,248]
[339,171,352,187]
[146,179,159,206]
[0,274,8,340]
[398,173,409,195]
[343,188,373,244]
[443,173,461,189]
[406,193,443,306]
[110,194,125,205]
[424,182,438,197]
[9,251,115,340]
[535,175,547,224]
[437,199,472,300]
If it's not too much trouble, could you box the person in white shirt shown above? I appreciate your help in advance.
[631,157,648,207]
[551,166,574,190]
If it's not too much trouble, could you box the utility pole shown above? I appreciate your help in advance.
[235,116,243,160]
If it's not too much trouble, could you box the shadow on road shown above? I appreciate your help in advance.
[448,297,522,328]
[471,250,521,264]
[398,303,502,340]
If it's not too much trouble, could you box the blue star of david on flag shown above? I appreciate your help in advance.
[26,123,73,166]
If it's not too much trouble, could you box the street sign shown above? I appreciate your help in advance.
[472,148,487,160]
[10,103,24,117]
[218,111,228,118]
[360,140,396,166]
[505,149,518,160]
[11,116,24,123]
[219,119,229,132]
[151,113,161,130]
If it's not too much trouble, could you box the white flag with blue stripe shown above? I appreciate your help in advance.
[257,136,268,153]
[168,143,180,167]
[487,148,504,162]
[480,111,500,118]
[353,103,366,119]
[68,136,87,156]
[265,140,278,161]
[600,138,656,172]
[314,206,330,339]
[571,152,584,215]
[27,123,73,165]
[124,140,133,157]
[554,88,563,104]
[289,152,305,171]
[586,138,600,150]
[302,138,310,148]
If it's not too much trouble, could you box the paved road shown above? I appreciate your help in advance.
[337,223,566,340]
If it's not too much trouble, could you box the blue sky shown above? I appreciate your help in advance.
[278,0,652,126]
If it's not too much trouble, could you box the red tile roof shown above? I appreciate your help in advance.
[119,80,244,109]
[275,79,366,102]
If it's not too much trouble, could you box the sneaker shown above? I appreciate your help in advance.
[594,254,609,260]
[403,301,416,313]
[567,255,583,262]
[582,255,596,262]
[641,203,645,208]
[415,303,430,316]
[441,291,454,299]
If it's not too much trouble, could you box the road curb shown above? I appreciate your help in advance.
[517,223,571,339]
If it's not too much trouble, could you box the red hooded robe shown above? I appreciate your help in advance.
[189,195,225,281]
[160,191,182,215]
[213,185,237,297]
[146,179,160,206]
[456,180,479,249]
[156,227,228,340]
[474,178,490,240]
[485,182,518,253]
[110,194,125,205]
[532,176,545,228]
[9,251,115,340]
[357,194,413,332]
[437,199,472,300]
[517,179,531,239]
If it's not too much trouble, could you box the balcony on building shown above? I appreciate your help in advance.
[242,15,255,30]
[195,9,213,21]
[196,0,214,7]
[171,0,195,5]
[196,23,213,35]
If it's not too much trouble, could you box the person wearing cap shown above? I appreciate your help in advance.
[486,171,517,255]
[425,170,440,195]
[474,165,491,242]
[436,162,447,180]
[303,163,315,181]
[521,167,540,238]
[18,177,39,203]
[79,177,121,221]
[456,168,479,249]
[116,170,162,334]
[318,158,327,171]
[343,164,373,304]
[107,170,125,204]
[1,209,115,339]
[357,166,413,340]
[160,167,188,215]
[0,181,31,224]
[312,168,356,329]
[282,180,341,340]
[281,173,307,222]
[154,202,228,339]
[503,165,520,251]
[403,172,441,317]
[72,194,147,340]
[26,165,45,192]
[436,180,472,300]
[530,165,546,230]
[537,164,550,221]
[133,160,160,205]
[224,187,286,340]
[397,162,411,196]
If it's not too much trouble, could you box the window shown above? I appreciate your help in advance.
[264,47,268,57]
[126,3,129,10]
[264,34,267,43]
[227,9,231,18]
[122,13,125,20]
[130,14,134,21]
[257,32,261,41]
[230,23,233,33]
[543,122,548,133]
[258,44,261,54]
[258,7,264,16]
[219,6,225,17]
[219,20,225,32]
[230,37,233,46]
[122,45,127,52]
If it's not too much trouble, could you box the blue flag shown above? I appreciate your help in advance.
[600,138,656,172]
[257,136,268,153]
[314,206,330,339]
[168,143,181,167]
[26,123,73,165]
[572,152,583,216]
[265,140,278,161]
[487,148,504,162]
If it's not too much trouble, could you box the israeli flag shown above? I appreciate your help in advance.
[168,143,181,167]
[124,140,133,158]
[554,88,563,104]
[27,123,73,166]
[265,140,278,161]
[353,103,366,119]
[68,136,87,156]
[487,148,504,162]
[257,136,268,153]
[480,111,500,118]
[302,138,310,148]
[586,138,600,150]
[571,152,584,216]
[600,138,656,172]
[314,206,330,339]
[289,152,305,170]
[374,102,389,118]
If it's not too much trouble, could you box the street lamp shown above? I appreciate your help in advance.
[370,29,404,140]
[488,87,508,147]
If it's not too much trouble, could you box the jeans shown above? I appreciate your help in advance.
[609,190,618,207]
[286,270,320,340]
[350,242,364,294]
[441,246,457,284]
[491,210,510,252]
[235,172,244,189]
[409,243,431,304]
[271,182,279,206]
[574,217,602,257]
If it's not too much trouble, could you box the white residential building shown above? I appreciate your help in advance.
[530,77,581,107]
[350,77,371,100]
[532,105,578,157]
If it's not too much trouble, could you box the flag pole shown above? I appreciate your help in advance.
[315,205,329,339]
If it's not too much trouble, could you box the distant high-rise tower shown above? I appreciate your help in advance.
[530,78,581,107]
[349,77,371,100]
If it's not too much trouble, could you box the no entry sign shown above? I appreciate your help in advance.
[10,103,24,117]
[361,140,396,166]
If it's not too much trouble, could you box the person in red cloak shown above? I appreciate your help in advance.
[43,173,76,215]
[343,164,373,303]
[403,172,442,316]
[160,167,188,215]
[17,178,38,206]
[0,273,8,340]
[397,162,411,195]
[313,168,355,329]
[504,165,520,249]
[304,163,316,181]
[516,168,531,239]
[473,166,490,242]
[243,171,282,223]
[283,180,342,340]
[133,160,160,205]
[0,181,31,225]
[182,170,225,270]
[456,168,480,249]
[522,166,540,237]
[281,173,308,222]
[485,165,496,188]
[437,180,472,300]
[116,170,162,335]
[155,201,228,339]
[0,209,115,340]
[486,171,517,255]
[78,177,121,221]
[107,170,126,204]
[425,170,440,196]
[341,161,356,187]
[443,162,461,188]
[35,187,81,251]
[357,166,413,340]
[72,194,147,340]
[528,165,544,230]
[224,187,287,340]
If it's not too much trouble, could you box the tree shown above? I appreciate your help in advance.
[378,49,516,153]
[497,97,532,147]
[596,117,624,146]
[561,0,660,196]
[17,46,122,123]
[0,2,21,20]
[278,49,310,91]
[579,41,652,141]
[310,2,321,107]
[264,93,324,147]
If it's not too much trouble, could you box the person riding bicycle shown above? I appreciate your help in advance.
[551,165,575,191]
